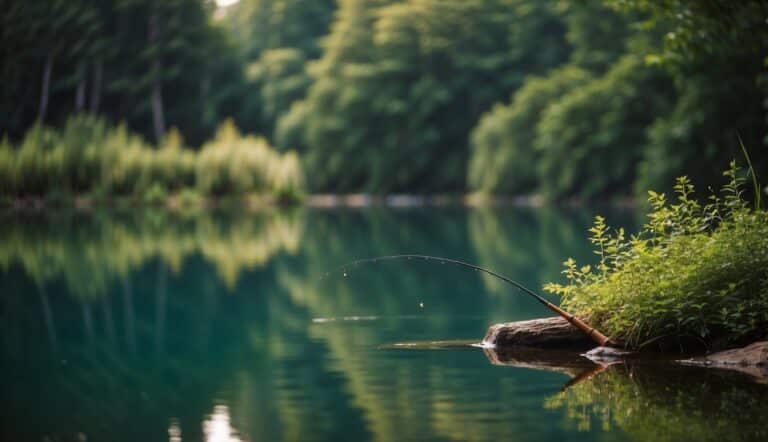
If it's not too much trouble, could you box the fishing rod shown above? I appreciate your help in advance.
[329,254,619,348]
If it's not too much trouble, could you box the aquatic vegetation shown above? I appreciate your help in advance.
[545,163,768,348]
[0,115,305,203]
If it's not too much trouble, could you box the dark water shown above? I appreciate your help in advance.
[1,208,766,442]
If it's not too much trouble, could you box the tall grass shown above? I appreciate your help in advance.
[0,115,305,202]
[545,163,768,349]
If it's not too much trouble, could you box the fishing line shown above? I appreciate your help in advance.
[325,254,551,306]
[324,254,619,348]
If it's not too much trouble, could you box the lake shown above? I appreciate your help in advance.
[1,207,766,441]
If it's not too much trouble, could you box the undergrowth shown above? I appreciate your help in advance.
[544,162,768,349]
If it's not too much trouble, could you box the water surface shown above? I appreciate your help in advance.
[1,207,765,441]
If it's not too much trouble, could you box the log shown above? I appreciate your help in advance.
[482,345,595,377]
[483,316,595,349]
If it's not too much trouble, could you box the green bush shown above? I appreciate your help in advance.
[196,119,305,197]
[545,163,768,349]
[1,115,305,203]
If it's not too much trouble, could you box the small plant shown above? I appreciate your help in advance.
[545,162,768,349]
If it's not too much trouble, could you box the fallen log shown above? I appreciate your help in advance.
[483,316,595,350]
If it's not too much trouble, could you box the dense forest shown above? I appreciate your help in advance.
[1,0,767,201]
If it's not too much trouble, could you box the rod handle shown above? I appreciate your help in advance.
[546,302,618,347]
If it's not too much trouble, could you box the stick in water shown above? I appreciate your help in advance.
[329,254,619,348]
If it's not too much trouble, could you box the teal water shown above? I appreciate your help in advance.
[1,208,766,441]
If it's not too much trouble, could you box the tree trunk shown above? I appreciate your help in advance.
[89,60,102,113]
[39,51,54,122]
[75,61,87,112]
[148,7,166,142]
[151,72,166,142]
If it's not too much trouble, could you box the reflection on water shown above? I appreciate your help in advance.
[2,207,759,441]
[203,406,243,442]
[546,363,768,441]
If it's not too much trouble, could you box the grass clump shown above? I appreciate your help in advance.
[544,162,768,349]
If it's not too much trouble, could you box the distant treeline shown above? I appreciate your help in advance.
[2,0,767,200]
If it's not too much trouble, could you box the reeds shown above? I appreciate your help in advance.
[0,115,305,203]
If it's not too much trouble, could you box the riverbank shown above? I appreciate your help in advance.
[483,316,768,382]
[2,192,642,211]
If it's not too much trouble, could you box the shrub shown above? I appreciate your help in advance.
[1,115,305,203]
[544,162,768,349]
[196,119,305,197]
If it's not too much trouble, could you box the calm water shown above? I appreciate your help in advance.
[1,207,766,441]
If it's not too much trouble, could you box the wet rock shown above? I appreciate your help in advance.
[583,346,634,363]
[483,316,595,349]
[679,341,768,384]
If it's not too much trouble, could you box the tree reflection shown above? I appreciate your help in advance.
[1,206,655,442]
[0,209,304,298]
[546,363,768,441]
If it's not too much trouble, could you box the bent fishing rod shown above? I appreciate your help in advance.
[329,254,619,348]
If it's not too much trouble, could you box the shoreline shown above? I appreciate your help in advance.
[1,193,639,210]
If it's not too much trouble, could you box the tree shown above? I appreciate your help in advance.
[293,0,569,192]
[535,55,673,201]
[469,66,590,195]
[247,48,310,139]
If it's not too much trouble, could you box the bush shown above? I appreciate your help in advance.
[1,115,306,203]
[196,119,305,197]
[544,162,768,349]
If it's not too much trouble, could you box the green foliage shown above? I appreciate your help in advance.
[291,0,570,192]
[2,0,767,198]
[467,0,766,200]
[1,116,305,203]
[636,60,767,197]
[225,0,336,60]
[196,119,304,197]
[544,165,768,348]
[469,66,590,195]
[607,0,768,65]
[247,48,311,138]
[536,55,673,200]
[0,0,251,145]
